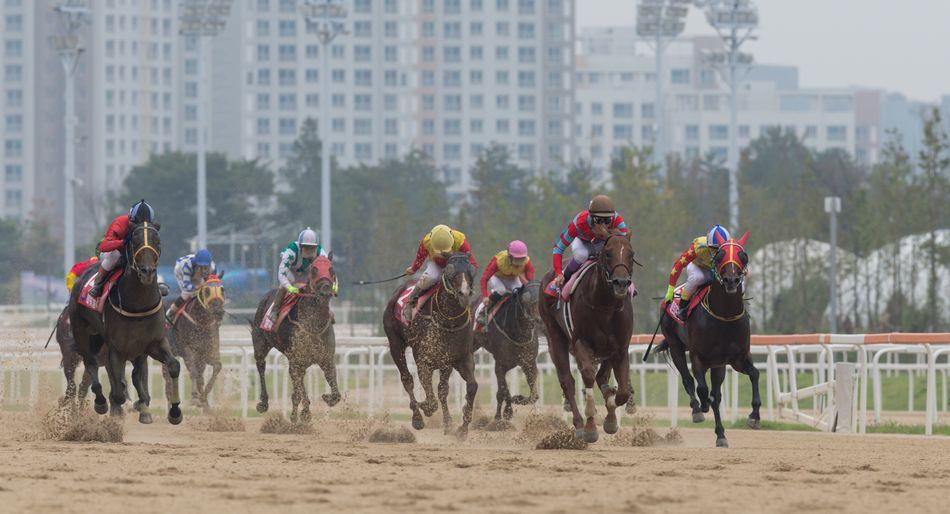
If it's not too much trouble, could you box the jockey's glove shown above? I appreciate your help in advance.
[286,285,300,294]
[665,285,675,302]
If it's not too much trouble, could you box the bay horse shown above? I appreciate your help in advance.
[251,256,341,422]
[473,281,542,421]
[165,274,226,409]
[658,231,759,448]
[383,253,479,440]
[539,231,636,443]
[68,221,182,425]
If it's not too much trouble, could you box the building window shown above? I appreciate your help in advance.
[385,119,398,135]
[496,95,509,109]
[671,69,690,85]
[518,47,535,64]
[422,119,435,135]
[739,125,750,138]
[278,20,296,37]
[355,143,372,160]
[444,22,462,39]
[685,125,699,142]
[709,125,728,140]
[641,103,654,119]
[518,22,535,39]
[517,144,534,161]
[355,94,372,111]
[591,103,603,116]
[496,119,510,134]
[444,46,462,63]
[354,45,371,62]
[279,94,297,110]
[827,125,847,141]
[470,119,483,134]
[444,119,461,136]
[823,95,853,113]
[256,118,270,135]
[444,95,462,112]
[496,22,509,36]
[355,70,372,86]
[332,118,346,133]
[354,119,372,135]
[613,124,632,140]
[517,71,535,87]
[332,94,345,108]
[518,120,536,136]
[703,95,719,111]
[354,21,372,38]
[518,95,535,112]
[470,21,483,36]
[612,103,633,119]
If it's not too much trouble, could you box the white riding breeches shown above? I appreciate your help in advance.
[417,260,443,290]
[683,262,713,298]
[99,250,121,272]
[488,275,521,296]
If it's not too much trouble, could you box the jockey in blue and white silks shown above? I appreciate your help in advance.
[167,249,216,318]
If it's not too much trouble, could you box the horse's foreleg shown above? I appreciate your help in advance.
[288,364,306,423]
[131,355,153,424]
[61,352,80,406]
[189,358,206,407]
[317,353,341,407]
[454,352,478,441]
[735,355,762,429]
[691,356,710,413]
[417,361,438,417]
[574,341,599,443]
[493,361,511,421]
[76,332,108,415]
[669,341,702,422]
[106,348,127,417]
[149,340,183,425]
[77,366,93,406]
[710,366,728,447]
[438,367,453,435]
[203,359,222,409]
[512,362,539,406]
[254,343,271,413]
[390,343,423,430]
[547,331,582,432]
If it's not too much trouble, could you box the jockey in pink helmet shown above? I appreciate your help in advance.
[476,240,535,327]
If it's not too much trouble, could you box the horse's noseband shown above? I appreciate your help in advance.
[128,222,160,272]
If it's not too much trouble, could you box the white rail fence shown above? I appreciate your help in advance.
[2,334,949,435]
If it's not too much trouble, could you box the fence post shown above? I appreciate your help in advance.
[833,362,855,433]
[240,348,249,419]
[667,367,678,428]
[926,345,935,435]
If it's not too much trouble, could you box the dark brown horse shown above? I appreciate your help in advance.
[165,274,226,409]
[53,306,101,406]
[68,221,182,425]
[473,281,542,421]
[383,253,479,440]
[251,256,341,422]
[658,232,759,448]
[539,232,636,442]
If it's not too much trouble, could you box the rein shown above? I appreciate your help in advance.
[700,294,746,322]
[489,290,535,346]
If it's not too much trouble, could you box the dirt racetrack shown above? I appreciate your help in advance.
[1,407,949,514]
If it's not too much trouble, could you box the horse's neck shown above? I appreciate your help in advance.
[434,288,466,316]
[583,262,618,307]
[708,280,744,318]
[498,296,533,340]
[117,270,160,309]
[299,296,330,324]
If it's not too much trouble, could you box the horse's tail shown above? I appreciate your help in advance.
[654,341,670,354]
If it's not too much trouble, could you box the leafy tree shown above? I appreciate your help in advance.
[916,108,950,330]
[0,218,22,301]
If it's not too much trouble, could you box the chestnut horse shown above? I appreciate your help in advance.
[658,231,759,448]
[539,232,636,443]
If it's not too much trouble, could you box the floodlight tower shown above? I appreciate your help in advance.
[50,0,91,274]
[636,0,690,171]
[697,0,758,230]
[179,0,234,249]
[299,0,348,251]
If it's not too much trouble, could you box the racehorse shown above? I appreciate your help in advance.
[539,231,636,443]
[68,221,182,425]
[657,231,759,448]
[383,253,479,440]
[53,307,101,406]
[251,256,341,422]
[165,274,226,409]
[473,281,543,421]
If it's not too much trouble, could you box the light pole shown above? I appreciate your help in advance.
[636,0,690,171]
[50,1,90,274]
[698,0,757,230]
[299,0,348,252]
[825,196,841,333]
[179,0,233,249]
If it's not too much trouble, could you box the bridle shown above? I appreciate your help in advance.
[714,240,747,290]
[126,221,160,273]
[196,277,224,310]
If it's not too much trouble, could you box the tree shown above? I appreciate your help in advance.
[917,108,950,330]
[120,151,274,263]
[0,218,22,302]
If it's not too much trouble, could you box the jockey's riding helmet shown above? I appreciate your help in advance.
[707,225,731,247]
[429,225,455,254]
[194,248,213,267]
[297,227,319,248]
[508,240,528,259]
[129,199,154,223]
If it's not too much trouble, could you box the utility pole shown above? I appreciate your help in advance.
[825,196,841,333]
[50,0,91,274]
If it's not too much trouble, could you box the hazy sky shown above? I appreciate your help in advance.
[578,0,950,103]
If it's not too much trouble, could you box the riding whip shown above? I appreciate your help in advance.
[642,313,664,362]
[44,323,58,349]
[351,272,407,286]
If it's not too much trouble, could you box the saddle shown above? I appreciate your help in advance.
[77,270,122,313]
[259,292,303,333]
[473,294,511,333]
[663,284,710,326]
[544,260,596,300]
[394,283,439,327]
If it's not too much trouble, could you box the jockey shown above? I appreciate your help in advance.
[402,224,477,321]
[65,256,98,292]
[665,225,731,320]
[88,199,155,298]
[166,249,217,319]
[267,228,329,325]
[476,240,535,326]
[552,194,629,287]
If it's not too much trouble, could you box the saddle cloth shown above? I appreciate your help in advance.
[663,284,710,326]
[259,293,303,333]
[394,283,439,327]
[544,260,596,300]
[77,271,122,313]
[473,294,511,332]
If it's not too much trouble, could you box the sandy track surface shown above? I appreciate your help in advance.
[1,409,948,514]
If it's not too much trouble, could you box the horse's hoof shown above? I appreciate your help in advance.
[625,401,637,415]
[701,404,710,413]
[168,404,183,425]
[456,426,469,442]
[322,393,341,407]
[93,401,108,415]
[563,401,571,413]
[420,401,437,417]
[584,428,599,443]
[747,417,761,430]
[289,413,298,423]
[503,406,514,421]
[692,412,705,423]
[256,402,268,414]
[603,413,619,434]
[138,412,154,424]
[301,411,312,423]
[110,407,124,418]
[716,437,729,448]
[574,427,585,440]
[411,414,425,431]
[511,395,535,405]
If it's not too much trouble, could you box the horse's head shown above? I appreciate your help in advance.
[127,221,161,284]
[442,253,475,302]
[196,274,226,323]
[713,231,750,295]
[306,255,336,298]
[515,281,542,323]
[599,231,635,299]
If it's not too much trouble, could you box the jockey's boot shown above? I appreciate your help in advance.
[165,296,185,320]
[678,296,690,321]
[268,287,287,325]
[562,259,582,284]
[403,287,425,322]
[87,271,109,298]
